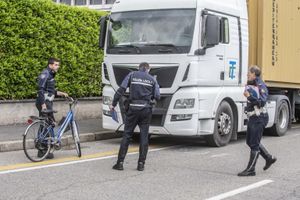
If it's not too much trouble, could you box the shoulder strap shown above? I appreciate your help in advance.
[128,71,135,87]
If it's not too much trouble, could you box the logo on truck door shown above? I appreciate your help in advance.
[229,60,237,79]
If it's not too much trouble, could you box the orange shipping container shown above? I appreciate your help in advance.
[248,0,300,89]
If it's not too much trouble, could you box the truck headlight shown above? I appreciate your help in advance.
[174,99,195,109]
[103,110,112,116]
[171,114,193,121]
[103,96,113,105]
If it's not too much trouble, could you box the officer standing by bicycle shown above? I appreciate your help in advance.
[36,58,68,159]
[110,62,160,171]
[238,65,277,176]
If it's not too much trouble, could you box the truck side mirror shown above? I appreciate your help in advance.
[99,16,108,49]
[202,14,220,48]
[195,14,220,56]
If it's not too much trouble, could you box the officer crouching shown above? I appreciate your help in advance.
[110,62,160,171]
[238,65,277,176]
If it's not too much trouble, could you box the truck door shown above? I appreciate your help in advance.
[221,16,241,86]
[198,11,225,86]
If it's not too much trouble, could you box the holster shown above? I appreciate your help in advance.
[123,98,130,112]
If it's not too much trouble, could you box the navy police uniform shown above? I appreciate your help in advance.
[238,77,276,176]
[245,78,269,151]
[112,67,160,168]
[36,67,57,121]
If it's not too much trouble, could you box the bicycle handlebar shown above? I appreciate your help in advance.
[65,96,78,107]
[66,96,74,102]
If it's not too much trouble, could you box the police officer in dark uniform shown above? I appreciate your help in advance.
[36,58,68,159]
[110,62,160,171]
[238,65,277,176]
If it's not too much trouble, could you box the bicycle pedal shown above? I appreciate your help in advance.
[54,143,61,150]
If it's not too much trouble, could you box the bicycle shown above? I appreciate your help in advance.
[23,97,81,162]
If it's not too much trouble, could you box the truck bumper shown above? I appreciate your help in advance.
[102,86,214,136]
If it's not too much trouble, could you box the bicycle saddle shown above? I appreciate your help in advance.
[41,109,58,114]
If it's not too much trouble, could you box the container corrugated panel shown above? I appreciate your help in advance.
[248,0,300,89]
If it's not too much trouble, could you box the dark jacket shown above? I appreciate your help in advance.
[246,77,268,112]
[112,69,160,108]
[36,67,57,105]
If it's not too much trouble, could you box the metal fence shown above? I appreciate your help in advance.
[53,0,115,10]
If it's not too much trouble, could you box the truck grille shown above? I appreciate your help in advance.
[119,95,172,127]
[113,65,178,88]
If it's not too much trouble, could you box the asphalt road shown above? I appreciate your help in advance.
[0,125,300,200]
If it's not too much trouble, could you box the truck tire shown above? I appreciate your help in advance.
[205,101,234,147]
[267,100,289,136]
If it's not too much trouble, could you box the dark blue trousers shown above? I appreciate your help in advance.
[246,113,269,151]
[117,107,152,163]
[36,100,55,121]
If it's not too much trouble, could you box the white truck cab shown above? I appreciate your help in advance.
[99,0,278,146]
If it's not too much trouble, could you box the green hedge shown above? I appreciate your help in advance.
[0,0,105,100]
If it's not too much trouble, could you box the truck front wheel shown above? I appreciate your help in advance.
[205,101,234,147]
[267,100,290,136]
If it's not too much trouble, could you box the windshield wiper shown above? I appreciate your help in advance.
[144,43,181,53]
[114,44,142,54]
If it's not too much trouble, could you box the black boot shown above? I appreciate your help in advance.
[238,150,259,176]
[37,150,45,158]
[37,151,54,159]
[46,153,54,159]
[259,144,277,171]
[137,162,144,171]
[112,162,124,170]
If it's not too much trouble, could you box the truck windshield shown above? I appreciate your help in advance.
[107,9,196,54]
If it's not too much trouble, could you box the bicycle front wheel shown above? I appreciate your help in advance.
[23,120,52,162]
[71,120,81,157]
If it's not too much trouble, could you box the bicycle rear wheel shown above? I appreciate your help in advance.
[71,120,81,157]
[23,120,52,162]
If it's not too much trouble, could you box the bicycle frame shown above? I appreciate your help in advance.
[54,110,74,143]
[40,98,77,145]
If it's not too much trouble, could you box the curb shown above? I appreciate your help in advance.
[0,131,121,153]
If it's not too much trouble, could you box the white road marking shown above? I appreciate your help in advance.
[290,134,300,138]
[0,146,177,175]
[200,151,210,155]
[205,179,274,200]
[211,153,230,158]
[291,125,300,129]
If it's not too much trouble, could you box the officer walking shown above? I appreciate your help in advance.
[110,62,160,171]
[36,58,68,159]
[238,65,277,176]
